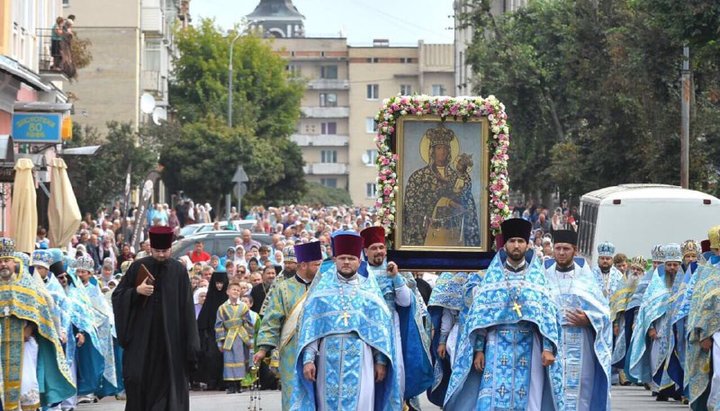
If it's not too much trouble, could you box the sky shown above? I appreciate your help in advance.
[191,0,456,46]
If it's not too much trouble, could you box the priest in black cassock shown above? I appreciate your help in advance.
[113,226,200,411]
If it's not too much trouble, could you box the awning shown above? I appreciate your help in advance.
[0,55,52,92]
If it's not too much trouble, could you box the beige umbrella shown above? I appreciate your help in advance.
[10,158,37,253]
[48,157,81,248]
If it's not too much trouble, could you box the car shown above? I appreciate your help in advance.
[177,220,257,239]
[171,231,273,260]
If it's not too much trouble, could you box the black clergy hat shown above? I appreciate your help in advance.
[552,230,578,246]
[500,218,532,243]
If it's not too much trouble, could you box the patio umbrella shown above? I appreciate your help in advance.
[10,158,37,253]
[48,157,81,248]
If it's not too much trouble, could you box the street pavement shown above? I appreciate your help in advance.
[82,385,689,410]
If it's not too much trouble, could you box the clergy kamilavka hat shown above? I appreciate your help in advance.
[149,226,174,250]
[332,231,364,258]
[500,218,532,242]
[701,239,711,253]
[552,230,577,246]
[294,241,323,263]
[360,226,385,248]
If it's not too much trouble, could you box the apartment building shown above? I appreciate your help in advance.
[64,0,189,132]
[248,0,455,206]
[454,0,528,95]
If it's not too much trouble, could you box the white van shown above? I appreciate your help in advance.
[577,184,720,262]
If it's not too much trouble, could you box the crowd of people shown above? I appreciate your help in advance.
[1,200,720,411]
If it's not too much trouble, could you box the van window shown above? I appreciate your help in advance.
[578,202,598,256]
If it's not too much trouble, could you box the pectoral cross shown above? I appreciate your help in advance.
[512,301,523,317]
[341,311,351,326]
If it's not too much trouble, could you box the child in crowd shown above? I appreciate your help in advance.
[215,281,257,394]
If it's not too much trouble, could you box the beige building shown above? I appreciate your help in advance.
[347,41,454,205]
[274,37,351,191]
[249,0,455,206]
[454,0,528,95]
[64,0,189,132]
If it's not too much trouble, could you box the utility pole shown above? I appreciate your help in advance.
[226,32,242,221]
[680,45,690,189]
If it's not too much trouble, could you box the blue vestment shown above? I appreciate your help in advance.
[367,262,433,400]
[290,268,402,411]
[628,266,674,389]
[427,271,468,406]
[444,251,564,411]
[545,258,612,411]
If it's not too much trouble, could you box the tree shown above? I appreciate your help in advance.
[63,122,158,214]
[300,182,354,207]
[462,0,720,203]
[162,19,307,209]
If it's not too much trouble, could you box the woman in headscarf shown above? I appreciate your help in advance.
[193,287,208,319]
[195,271,229,390]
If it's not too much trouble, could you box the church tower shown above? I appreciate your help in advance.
[246,0,305,38]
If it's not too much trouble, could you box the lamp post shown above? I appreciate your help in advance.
[227,31,242,221]
[228,31,242,128]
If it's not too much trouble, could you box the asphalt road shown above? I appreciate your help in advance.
[81,385,688,410]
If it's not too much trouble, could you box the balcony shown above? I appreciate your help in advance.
[142,70,163,93]
[304,162,348,175]
[301,106,349,118]
[307,79,349,90]
[291,134,349,147]
[142,5,165,34]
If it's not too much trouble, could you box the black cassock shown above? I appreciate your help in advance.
[113,256,200,411]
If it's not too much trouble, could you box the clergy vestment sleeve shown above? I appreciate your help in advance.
[373,349,389,366]
[394,277,412,308]
[255,283,286,350]
[215,309,226,349]
[473,330,487,352]
[440,308,457,343]
[542,335,554,353]
[303,340,319,365]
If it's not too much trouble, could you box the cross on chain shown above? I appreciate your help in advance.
[513,301,523,317]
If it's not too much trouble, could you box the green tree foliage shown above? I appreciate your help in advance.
[462,0,720,202]
[63,122,158,214]
[300,182,354,207]
[161,19,307,208]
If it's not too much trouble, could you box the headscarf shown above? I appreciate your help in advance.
[194,286,208,319]
[196,271,229,331]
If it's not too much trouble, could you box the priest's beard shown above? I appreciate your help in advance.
[0,268,11,281]
[338,267,357,279]
[627,275,640,288]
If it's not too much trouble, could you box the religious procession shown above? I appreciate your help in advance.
[3,0,720,410]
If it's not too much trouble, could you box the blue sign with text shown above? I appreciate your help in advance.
[12,113,62,143]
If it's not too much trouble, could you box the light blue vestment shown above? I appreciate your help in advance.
[628,266,674,389]
[289,268,402,411]
[545,259,612,411]
[444,251,564,411]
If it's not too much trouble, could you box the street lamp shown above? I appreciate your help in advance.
[228,31,242,128]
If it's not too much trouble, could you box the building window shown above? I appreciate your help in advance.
[144,39,162,72]
[432,84,445,96]
[321,178,337,188]
[321,122,337,135]
[286,64,300,76]
[400,84,412,95]
[319,93,337,107]
[304,124,317,134]
[321,150,337,163]
[364,150,378,166]
[321,65,338,79]
[366,84,379,100]
[63,0,69,5]
[366,57,380,63]
[366,118,377,133]
[366,183,377,198]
